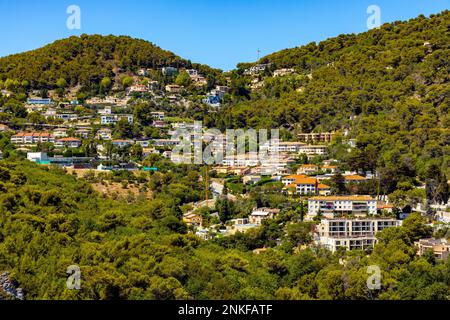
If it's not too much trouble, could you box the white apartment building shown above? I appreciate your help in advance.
[11,132,55,145]
[308,196,377,218]
[222,153,260,167]
[298,145,328,156]
[260,139,306,153]
[316,218,401,252]
[101,114,133,125]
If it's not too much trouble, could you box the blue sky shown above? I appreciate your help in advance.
[0,0,448,70]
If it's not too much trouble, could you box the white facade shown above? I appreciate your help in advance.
[298,145,328,156]
[101,114,133,125]
[316,218,401,252]
[308,196,377,218]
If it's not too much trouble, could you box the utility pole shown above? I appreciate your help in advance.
[205,166,209,204]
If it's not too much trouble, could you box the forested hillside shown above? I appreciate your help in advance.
[0,34,221,90]
[0,158,449,300]
[208,11,450,196]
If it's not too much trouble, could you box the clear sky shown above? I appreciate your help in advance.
[0,0,448,70]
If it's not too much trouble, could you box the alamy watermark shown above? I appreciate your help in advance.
[367,265,381,290]
[66,265,81,290]
[367,5,381,30]
[66,5,81,30]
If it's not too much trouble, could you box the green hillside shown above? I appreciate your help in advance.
[209,11,449,194]
[0,34,221,90]
[0,158,448,300]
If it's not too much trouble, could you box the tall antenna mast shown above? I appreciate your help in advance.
[257,49,261,61]
[205,166,209,204]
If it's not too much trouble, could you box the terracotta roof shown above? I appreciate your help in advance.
[291,178,318,185]
[13,132,53,137]
[377,203,394,209]
[309,195,375,201]
[317,183,331,189]
[58,137,81,142]
[344,175,366,181]
[283,174,307,180]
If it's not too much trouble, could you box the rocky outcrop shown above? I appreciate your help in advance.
[0,271,24,300]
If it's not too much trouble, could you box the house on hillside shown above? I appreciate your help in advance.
[249,208,280,225]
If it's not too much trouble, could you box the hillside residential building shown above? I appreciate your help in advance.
[307,195,377,218]
[98,107,112,115]
[183,213,203,227]
[414,238,450,260]
[11,132,55,145]
[298,132,335,143]
[264,141,306,153]
[249,208,280,225]
[344,174,367,183]
[226,218,258,235]
[322,165,338,173]
[165,84,182,93]
[128,84,149,93]
[53,113,78,122]
[273,68,295,77]
[152,120,167,128]
[53,128,68,138]
[282,174,307,186]
[26,98,52,105]
[297,164,319,174]
[152,139,180,147]
[101,114,133,125]
[185,69,198,77]
[284,177,331,196]
[75,128,91,138]
[436,211,450,223]
[284,177,317,195]
[162,67,178,76]
[55,138,82,148]
[97,128,112,140]
[222,154,260,167]
[298,145,327,156]
[112,140,133,148]
[315,218,401,252]
[0,124,11,132]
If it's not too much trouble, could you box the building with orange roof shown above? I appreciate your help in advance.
[281,174,307,186]
[11,132,55,145]
[344,174,367,183]
[321,165,338,173]
[308,195,377,218]
[317,183,332,196]
[183,213,203,227]
[283,177,331,196]
[377,202,395,213]
[414,238,450,260]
